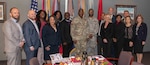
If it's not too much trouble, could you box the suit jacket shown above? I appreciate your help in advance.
[100,23,113,39]
[113,21,125,40]
[22,19,41,51]
[60,19,72,43]
[132,23,147,41]
[42,24,61,47]
[42,24,61,53]
[111,15,116,23]
[3,18,24,52]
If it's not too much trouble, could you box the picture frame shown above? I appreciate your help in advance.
[116,5,136,20]
[0,2,6,22]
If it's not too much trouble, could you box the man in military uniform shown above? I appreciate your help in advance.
[86,9,99,56]
[71,9,89,56]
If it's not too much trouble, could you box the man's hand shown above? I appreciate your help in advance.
[19,41,25,48]
[73,40,77,44]
[30,46,35,51]
[89,34,93,39]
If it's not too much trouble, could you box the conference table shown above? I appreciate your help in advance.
[50,54,113,65]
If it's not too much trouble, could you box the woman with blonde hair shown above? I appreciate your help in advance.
[100,14,113,57]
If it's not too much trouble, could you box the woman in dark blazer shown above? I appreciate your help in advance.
[42,15,61,64]
[113,14,125,58]
[132,15,147,63]
[100,14,113,57]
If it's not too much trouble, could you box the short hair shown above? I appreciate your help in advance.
[78,8,84,14]
[124,10,129,13]
[64,12,70,17]
[10,7,18,13]
[108,7,114,11]
[88,8,94,12]
[116,14,122,19]
[105,14,111,18]
[102,12,105,15]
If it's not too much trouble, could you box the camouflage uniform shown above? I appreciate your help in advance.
[86,17,99,56]
[71,16,89,56]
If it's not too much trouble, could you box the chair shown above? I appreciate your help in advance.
[29,57,40,65]
[106,51,134,65]
[117,51,133,65]
[132,61,144,65]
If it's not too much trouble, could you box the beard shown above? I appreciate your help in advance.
[89,14,93,17]
[12,15,20,22]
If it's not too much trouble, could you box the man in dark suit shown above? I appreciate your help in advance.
[97,12,105,55]
[3,7,24,65]
[108,7,116,23]
[60,12,73,57]
[108,7,116,57]
[22,10,41,65]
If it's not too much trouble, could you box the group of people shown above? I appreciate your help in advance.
[97,8,147,64]
[2,7,147,65]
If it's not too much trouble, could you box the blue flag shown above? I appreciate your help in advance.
[30,0,38,13]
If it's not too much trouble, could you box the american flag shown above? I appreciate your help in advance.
[30,0,38,13]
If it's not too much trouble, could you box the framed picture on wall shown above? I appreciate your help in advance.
[0,2,6,22]
[116,5,136,20]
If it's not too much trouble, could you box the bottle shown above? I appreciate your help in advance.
[81,51,88,65]
[90,58,96,65]
[90,60,94,65]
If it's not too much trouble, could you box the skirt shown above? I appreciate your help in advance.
[123,38,133,52]
[134,37,144,53]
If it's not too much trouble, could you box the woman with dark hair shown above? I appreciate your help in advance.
[42,15,61,64]
[123,16,133,53]
[36,10,47,65]
[36,10,47,37]
[113,14,125,58]
[132,15,147,63]
[53,10,62,26]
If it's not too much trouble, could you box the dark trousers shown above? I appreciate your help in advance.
[24,49,38,65]
[114,38,124,58]
[97,36,103,55]
[102,38,112,58]
[62,42,73,57]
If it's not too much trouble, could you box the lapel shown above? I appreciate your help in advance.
[9,18,22,39]
[28,19,40,37]
[28,19,38,32]
[9,19,21,34]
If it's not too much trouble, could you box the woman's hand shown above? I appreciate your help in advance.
[45,46,50,51]
[129,41,133,47]
[103,38,108,43]
[113,38,117,42]
[142,41,145,45]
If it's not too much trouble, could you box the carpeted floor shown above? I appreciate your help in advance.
[0,52,149,65]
